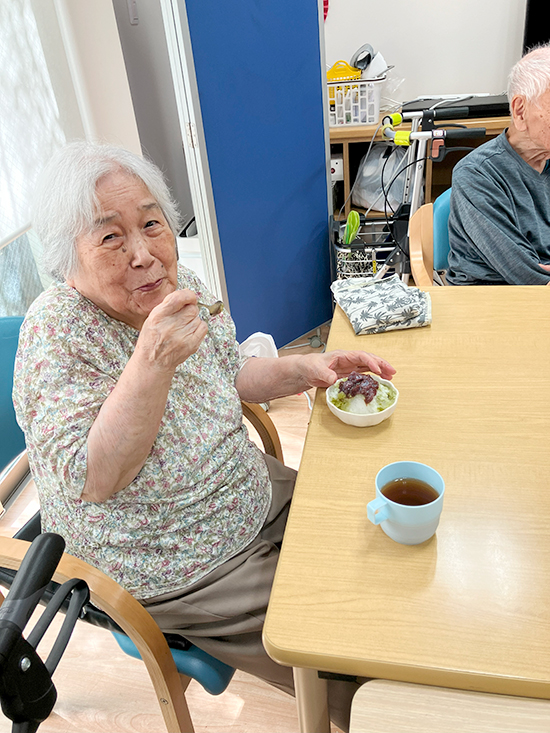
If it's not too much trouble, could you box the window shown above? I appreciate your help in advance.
[0,0,68,314]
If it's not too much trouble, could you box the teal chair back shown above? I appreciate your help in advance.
[432,187,452,272]
[0,316,25,471]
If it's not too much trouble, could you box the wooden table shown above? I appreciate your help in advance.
[263,286,550,732]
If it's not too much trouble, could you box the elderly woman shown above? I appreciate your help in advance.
[13,141,395,729]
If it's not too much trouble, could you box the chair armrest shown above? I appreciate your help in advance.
[0,452,30,508]
[409,203,434,288]
[0,536,193,733]
[241,401,284,463]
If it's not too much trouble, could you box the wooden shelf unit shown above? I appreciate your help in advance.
[330,115,510,219]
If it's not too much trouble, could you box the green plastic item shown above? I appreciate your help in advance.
[344,210,361,245]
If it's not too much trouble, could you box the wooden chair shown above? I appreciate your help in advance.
[0,401,283,733]
[241,401,283,462]
[350,679,550,733]
[408,187,452,287]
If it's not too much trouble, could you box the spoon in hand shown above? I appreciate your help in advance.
[197,300,224,316]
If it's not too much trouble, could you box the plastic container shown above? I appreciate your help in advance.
[328,77,385,127]
[326,60,362,82]
[239,332,278,359]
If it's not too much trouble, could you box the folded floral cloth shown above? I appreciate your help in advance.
[330,275,432,335]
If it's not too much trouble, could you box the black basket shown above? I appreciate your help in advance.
[330,215,394,281]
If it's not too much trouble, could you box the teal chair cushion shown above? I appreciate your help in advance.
[0,316,26,472]
[432,188,452,272]
[111,631,235,696]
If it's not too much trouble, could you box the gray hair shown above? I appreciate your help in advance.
[33,141,182,280]
[507,43,550,104]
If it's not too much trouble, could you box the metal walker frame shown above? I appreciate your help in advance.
[330,106,487,283]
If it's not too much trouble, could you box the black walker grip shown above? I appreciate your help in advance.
[444,127,486,139]
[428,106,470,120]
[0,534,65,634]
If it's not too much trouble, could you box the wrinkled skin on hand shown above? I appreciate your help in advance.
[136,289,208,373]
[299,350,396,390]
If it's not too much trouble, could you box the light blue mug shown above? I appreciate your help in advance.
[367,461,445,545]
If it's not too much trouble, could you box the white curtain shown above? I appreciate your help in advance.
[0,0,66,247]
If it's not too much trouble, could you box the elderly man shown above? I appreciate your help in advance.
[446,44,550,285]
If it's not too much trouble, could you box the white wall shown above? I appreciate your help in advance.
[112,0,194,226]
[31,0,86,142]
[54,0,141,152]
[323,0,528,104]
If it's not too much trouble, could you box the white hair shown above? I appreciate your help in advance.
[507,43,550,104]
[33,141,182,281]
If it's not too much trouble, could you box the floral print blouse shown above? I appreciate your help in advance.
[13,265,272,600]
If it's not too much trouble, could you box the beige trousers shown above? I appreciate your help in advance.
[143,454,360,732]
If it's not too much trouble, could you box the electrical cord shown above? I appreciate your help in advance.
[429,94,473,110]
[335,95,431,226]
[380,145,405,214]
[372,152,435,279]
[336,119,385,222]
[380,147,400,216]
[369,104,487,277]
[377,143,478,276]
[381,154,429,253]
[337,138,427,271]
[335,97,479,262]
[380,142,477,252]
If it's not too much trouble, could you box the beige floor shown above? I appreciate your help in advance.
[0,322,338,733]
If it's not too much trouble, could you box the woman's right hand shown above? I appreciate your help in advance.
[136,289,208,372]
[82,288,207,502]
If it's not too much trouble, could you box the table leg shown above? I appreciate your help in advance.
[293,667,330,733]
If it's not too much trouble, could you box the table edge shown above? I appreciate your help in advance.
[263,629,550,699]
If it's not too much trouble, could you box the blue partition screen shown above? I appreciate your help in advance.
[184,0,332,346]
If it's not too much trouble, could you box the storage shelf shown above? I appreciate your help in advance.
[330,115,509,217]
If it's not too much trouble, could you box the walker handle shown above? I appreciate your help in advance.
[0,534,65,635]
[444,127,486,139]
[428,106,470,120]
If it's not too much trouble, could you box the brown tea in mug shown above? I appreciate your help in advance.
[381,477,439,506]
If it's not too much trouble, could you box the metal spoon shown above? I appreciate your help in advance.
[197,300,224,316]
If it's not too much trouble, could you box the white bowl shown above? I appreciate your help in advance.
[326,376,399,427]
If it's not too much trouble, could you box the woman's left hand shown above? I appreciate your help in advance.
[236,349,395,403]
[299,350,396,389]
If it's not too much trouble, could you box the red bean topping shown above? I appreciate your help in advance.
[338,371,379,404]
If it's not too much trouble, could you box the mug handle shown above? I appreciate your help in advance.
[367,496,389,525]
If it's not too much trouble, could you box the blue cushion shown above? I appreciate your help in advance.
[111,631,235,696]
[432,188,452,271]
[0,317,26,472]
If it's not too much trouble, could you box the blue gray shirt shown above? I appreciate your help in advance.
[446,131,550,285]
